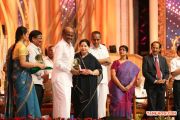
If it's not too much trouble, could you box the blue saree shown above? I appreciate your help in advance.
[12,60,41,118]
[5,44,41,119]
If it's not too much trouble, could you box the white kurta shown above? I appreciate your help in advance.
[27,43,44,86]
[43,56,53,103]
[43,56,53,79]
[51,39,74,119]
[89,44,109,118]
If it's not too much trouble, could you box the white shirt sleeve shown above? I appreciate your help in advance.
[103,46,110,58]
[27,46,37,63]
[27,45,44,76]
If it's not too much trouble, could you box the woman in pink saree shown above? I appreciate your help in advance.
[109,45,140,119]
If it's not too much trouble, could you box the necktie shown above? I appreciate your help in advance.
[154,57,161,80]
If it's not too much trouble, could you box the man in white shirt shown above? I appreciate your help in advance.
[170,45,180,120]
[43,45,54,103]
[89,31,111,119]
[44,45,54,79]
[51,26,79,119]
[27,30,48,108]
[135,76,147,104]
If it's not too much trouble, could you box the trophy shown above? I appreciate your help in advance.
[30,54,52,74]
[72,58,81,70]
[35,54,44,64]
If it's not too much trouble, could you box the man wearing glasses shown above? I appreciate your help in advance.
[27,30,48,109]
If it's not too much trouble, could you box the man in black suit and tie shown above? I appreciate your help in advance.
[142,41,169,114]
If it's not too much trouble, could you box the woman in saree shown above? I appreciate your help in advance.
[5,26,45,119]
[72,39,102,119]
[109,45,140,120]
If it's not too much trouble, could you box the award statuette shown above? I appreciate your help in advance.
[72,58,81,70]
[35,54,44,63]
[30,54,51,74]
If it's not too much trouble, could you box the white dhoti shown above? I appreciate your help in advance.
[98,83,109,118]
[52,82,71,119]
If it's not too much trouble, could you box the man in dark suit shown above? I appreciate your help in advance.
[142,41,169,113]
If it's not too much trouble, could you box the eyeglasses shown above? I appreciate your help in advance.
[34,36,42,39]
[92,39,100,41]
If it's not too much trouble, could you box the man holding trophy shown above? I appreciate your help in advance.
[27,30,49,109]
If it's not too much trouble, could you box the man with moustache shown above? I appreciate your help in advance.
[51,26,79,119]
[142,41,169,118]
[89,31,111,119]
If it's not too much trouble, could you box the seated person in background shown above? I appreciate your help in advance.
[135,76,147,104]
[43,45,54,103]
